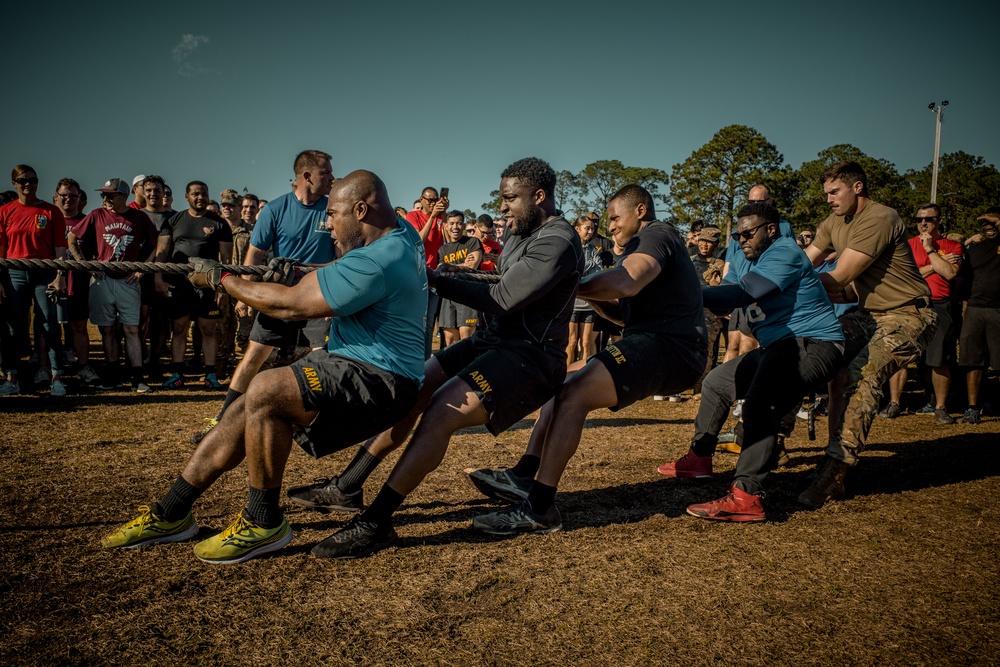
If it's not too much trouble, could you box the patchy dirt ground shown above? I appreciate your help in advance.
[1,378,998,666]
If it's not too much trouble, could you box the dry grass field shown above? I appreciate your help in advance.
[1,375,998,666]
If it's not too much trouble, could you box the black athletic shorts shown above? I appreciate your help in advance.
[923,300,957,367]
[140,274,159,306]
[290,350,419,458]
[250,312,329,349]
[570,310,595,324]
[438,298,478,329]
[434,329,566,435]
[593,330,706,410]
[162,281,220,320]
[959,306,1000,368]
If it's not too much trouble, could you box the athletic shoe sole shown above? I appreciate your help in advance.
[195,526,293,565]
[117,521,201,550]
[464,468,530,503]
[685,508,766,522]
[472,519,563,536]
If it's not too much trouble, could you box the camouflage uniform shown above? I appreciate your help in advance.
[216,224,255,363]
[828,304,937,465]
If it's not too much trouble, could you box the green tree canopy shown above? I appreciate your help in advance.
[562,160,670,223]
[904,151,1000,238]
[670,125,784,239]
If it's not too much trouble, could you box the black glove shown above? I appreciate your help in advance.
[261,257,300,286]
[187,258,226,291]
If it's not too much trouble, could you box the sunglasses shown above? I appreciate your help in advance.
[914,216,940,223]
[15,177,39,185]
[100,192,122,200]
[731,221,769,243]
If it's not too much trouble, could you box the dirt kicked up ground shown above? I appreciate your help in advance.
[1,384,998,666]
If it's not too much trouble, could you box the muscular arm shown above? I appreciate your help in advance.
[463,249,483,269]
[218,241,233,265]
[66,231,86,261]
[577,252,661,301]
[589,299,624,326]
[816,247,875,295]
[805,243,832,268]
[702,272,781,311]
[436,235,577,315]
[220,271,333,321]
[153,235,173,294]
[922,247,959,280]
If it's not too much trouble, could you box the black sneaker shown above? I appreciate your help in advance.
[311,516,397,559]
[934,407,955,425]
[464,467,532,502]
[287,476,363,513]
[879,402,901,419]
[472,500,562,535]
[960,408,981,425]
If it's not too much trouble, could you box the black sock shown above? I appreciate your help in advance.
[338,447,381,493]
[102,363,120,386]
[527,481,557,514]
[172,361,185,374]
[246,486,283,528]
[359,484,404,524]
[217,388,243,420]
[130,366,144,386]
[157,475,203,521]
[511,454,540,479]
[204,364,216,376]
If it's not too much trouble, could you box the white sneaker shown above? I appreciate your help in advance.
[796,407,809,420]
[132,383,152,394]
[34,367,52,386]
[653,395,666,401]
[77,365,101,383]
[0,380,20,396]
[51,378,67,397]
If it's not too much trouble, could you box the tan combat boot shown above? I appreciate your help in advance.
[797,457,848,508]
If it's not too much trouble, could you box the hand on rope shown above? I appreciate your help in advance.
[261,257,301,286]
[187,258,228,292]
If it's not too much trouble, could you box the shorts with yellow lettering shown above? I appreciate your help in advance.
[593,331,706,410]
[434,330,566,435]
[289,350,419,458]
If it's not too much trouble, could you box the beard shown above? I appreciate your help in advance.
[509,206,544,236]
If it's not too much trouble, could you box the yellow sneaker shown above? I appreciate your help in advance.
[193,511,292,564]
[102,505,199,549]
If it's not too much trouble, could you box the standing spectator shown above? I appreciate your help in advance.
[881,203,962,422]
[140,176,172,376]
[797,230,815,248]
[192,151,334,443]
[163,185,175,214]
[566,214,604,364]
[472,214,502,272]
[0,165,68,396]
[405,187,449,357]
[127,175,146,210]
[154,181,233,389]
[690,226,726,391]
[957,212,1000,424]
[68,179,157,392]
[53,178,100,384]
[437,211,482,345]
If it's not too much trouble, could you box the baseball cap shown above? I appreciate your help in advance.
[96,178,130,195]
[220,191,241,205]
[699,227,721,243]
[132,174,147,187]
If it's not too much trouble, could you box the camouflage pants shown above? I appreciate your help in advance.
[827,305,938,465]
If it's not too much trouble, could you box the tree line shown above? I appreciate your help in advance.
[482,125,1000,242]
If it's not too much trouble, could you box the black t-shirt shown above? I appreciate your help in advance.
[436,216,583,354]
[619,220,706,340]
[439,236,483,267]
[144,208,172,232]
[963,236,1000,307]
[160,210,232,262]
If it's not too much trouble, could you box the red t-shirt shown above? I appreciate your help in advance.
[0,199,67,259]
[64,212,89,297]
[479,237,503,271]
[127,200,143,210]
[405,209,444,269]
[73,208,157,275]
[908,235,963,300]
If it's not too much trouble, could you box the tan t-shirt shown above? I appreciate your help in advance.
[813,201,930,311]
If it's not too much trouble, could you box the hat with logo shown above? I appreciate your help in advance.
[132,174,147,187]
[96,178,130,195]
[698,226,721,243]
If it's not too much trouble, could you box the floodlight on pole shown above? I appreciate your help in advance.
[929,100,949,203]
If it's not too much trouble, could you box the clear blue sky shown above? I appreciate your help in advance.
[7,0,998,216]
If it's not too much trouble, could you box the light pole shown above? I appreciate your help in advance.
[928,100,949,203]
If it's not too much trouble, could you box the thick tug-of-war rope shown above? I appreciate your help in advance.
[0,258,501,282]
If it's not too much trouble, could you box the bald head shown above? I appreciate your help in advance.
[748,185,773,205]
[327,170,398,252]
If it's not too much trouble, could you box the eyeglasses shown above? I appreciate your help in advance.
[915,216,940,222]
[56,192,80,199]
[421,196,438,203]
[14,177,38,186]
[221,202,237,208]
[800,233,813,239]
[731,222,769,243]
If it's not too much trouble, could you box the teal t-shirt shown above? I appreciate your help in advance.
[316,221,427,383]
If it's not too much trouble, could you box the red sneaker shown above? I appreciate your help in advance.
[657,449,713,479]
[687,484,766,522]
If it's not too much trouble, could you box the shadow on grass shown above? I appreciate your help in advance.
[0,391,226,413]
[294,431,1000,550]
